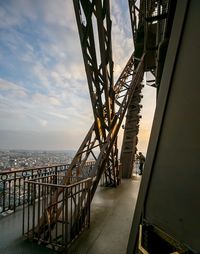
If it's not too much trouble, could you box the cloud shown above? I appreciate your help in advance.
[0,0,38,30]
[0,78,27,97]
[39,119,48,127]
[31,64,50,88]
[0,129,85,150]
[0,0,91,139]
[0,1,155,152]
[49,112,68,120]
[111,0,134,80]
[0,6,20,28]
[32,93,61,107]
[39,0,75,29]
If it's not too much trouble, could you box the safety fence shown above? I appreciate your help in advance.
[0,161,95,214]
[23,175,92,252]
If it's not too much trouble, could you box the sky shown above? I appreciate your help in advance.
[0,0,156,153]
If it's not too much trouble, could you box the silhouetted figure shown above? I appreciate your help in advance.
[137,152,145,175]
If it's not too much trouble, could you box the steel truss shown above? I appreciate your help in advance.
[32,53,144,240]
[70,0,145,191]
[73,0,117,186]
[67,51,144,199]
[33,0,145,240]
[120,0,145,178]
[120,0,171,178]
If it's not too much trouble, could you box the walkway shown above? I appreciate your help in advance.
[0,177,141,254]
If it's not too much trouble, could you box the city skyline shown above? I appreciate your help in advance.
[0,0,156,153]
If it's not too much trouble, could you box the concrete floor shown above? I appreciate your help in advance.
[0,177,141,254]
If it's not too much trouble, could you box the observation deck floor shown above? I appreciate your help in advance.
[0,177,141,254]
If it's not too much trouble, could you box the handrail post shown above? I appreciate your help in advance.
[54,166,58,184]
[13,172,16,212]
[2,180,6,212]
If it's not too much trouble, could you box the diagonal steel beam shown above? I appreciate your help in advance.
[91,54,145,198]
[67,52,137,181]
[73,0,117,186]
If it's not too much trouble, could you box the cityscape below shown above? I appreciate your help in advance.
[0,149,77,171]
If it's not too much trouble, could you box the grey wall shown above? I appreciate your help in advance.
[144,0,200,251]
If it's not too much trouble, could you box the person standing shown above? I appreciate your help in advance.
[137,152,145,175]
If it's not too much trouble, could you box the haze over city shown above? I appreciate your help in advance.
[0,0,156,153]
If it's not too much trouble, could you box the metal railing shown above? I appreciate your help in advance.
[0,161,95,214]
[23,175,92,252]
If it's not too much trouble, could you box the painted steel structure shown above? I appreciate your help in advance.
[121,0,173,178]
[23,0,200,252]
[68,0,145,194]
[23,0,145,249]
[127,0,200,253]
[26,0,169,247]
[72,0,118,187]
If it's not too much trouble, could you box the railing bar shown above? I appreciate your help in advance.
[62,189,65,247]
[55,186,58,245]
[42,177,45,224]
[0,163,71,175]
[75,183,77,236]
[78,180,80,232]
[65,188,68,250]
[31,168,34,180]
[80,182,83,230]
[8,180,11,210]
[83,182,85,228]
[2,181,6,212]
[42,182,45,243]
[24,177,92,188]
[32,183,36,237]
[85,182,87,228]
[88,181,91,228]
[70,186,73,242]
[46,184,50,244]
[83,183,85,228]
[22,179,25,235]
[13,172,16,212]
[27,183,30,237]
[19,178,21,206]
[37,182,41,241]
[55,166,58,183]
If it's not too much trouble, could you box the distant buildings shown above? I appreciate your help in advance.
[0,150,75,171]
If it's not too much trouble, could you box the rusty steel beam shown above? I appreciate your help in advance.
[121,1,171,179]
[91,54,145,199]
[119,0,145,179]
[73,0,118,186]
[120,84,143,178]
[26,1,176,246]
[33,53,144,239]
[33,1,145,240]
[73,0,114,136]
[67,52,137,181]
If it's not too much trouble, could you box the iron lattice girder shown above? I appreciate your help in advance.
[68,53,144,195]
[67,52,138,181]
[73,0,114,139]
[35,0,144,236]
[128,0,140,44]
[73,0,118,186]
[33,54,144,238]
[91,55,145,199]
[120,84,143,178]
